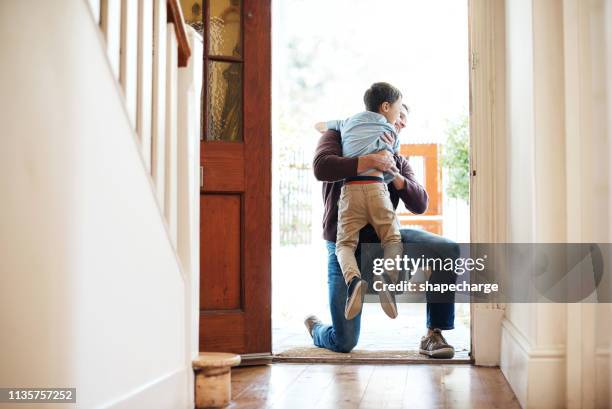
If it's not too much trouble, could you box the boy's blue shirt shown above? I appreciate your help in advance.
[326,111,400,183]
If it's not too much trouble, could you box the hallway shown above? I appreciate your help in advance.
[229,363,520,408]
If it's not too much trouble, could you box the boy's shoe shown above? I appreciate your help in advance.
[304,315,323,338]
[344,277,367,320]
[377,273,398,319]
[419,328,455,358]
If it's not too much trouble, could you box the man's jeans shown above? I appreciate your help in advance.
[311,228,458,353]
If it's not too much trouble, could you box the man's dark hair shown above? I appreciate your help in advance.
[363,82,402,112]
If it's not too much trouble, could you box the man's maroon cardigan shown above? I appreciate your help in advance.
[313,130,429,243]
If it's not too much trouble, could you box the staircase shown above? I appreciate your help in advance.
[1,0,203,405]
[90,0,201,259]
[89,1,204,407]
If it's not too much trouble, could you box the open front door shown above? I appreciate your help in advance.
[199,0,271,356]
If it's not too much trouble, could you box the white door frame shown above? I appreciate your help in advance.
[468,0,508,366]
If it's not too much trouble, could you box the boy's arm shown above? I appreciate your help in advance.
[313,130,356,181]
[314,119,344,134]
[370,127,399,156]
[314,122,328,133]
[392,129,401,153]
[381,124,400,153]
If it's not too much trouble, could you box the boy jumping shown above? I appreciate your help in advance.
[315,82,404,320]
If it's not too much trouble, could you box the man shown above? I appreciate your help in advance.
[305,104,459,358]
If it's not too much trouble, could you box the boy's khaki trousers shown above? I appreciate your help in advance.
[335,183,403,285]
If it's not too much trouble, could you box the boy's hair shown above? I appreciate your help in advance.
[363,82,402,113]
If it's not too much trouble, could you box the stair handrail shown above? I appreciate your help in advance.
[167,0,191,67]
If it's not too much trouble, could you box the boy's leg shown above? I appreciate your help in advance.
[310,241,361,353]
[365,184,402,318]
[335,186,368,284]
[335,186,369,319]
[367,184,403,283]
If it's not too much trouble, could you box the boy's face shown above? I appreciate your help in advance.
[380,98,403,125]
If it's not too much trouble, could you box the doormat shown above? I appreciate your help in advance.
[273,347,470,364]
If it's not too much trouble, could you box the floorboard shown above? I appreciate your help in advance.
[228,363,521,409]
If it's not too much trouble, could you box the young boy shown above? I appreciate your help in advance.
[315,82,404,320]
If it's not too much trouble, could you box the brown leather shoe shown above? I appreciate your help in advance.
[419,328,455,358]
[304,315,323,338]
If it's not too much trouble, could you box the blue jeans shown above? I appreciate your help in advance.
[311,228,458,353]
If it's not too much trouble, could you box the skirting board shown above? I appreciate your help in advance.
[500,318,566,409]
[98,366,191,409]
[595,347,611,408]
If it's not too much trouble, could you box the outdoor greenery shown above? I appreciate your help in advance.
[442,115,470,202]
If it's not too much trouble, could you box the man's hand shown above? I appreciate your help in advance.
[358,150,395,173]
[392,172,406,190]
[380,132,395,146]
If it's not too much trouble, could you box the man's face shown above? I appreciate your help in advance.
[394,106,408,133]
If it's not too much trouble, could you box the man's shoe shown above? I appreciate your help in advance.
[377,273,398,319]
[304,315,323,338]
[419,328,455,358]
[344,277,367,320]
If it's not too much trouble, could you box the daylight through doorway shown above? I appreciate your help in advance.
[271,0,471,359]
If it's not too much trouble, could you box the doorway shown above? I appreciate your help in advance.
[271,0,472,360]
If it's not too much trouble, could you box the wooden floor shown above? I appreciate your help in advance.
[229,363,521,409]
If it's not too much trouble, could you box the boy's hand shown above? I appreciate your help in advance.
[314,122,328,134]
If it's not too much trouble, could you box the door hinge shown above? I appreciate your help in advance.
[471,50,479,70]
[200,166,203,188]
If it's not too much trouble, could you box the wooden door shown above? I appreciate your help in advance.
[199,0,271,357]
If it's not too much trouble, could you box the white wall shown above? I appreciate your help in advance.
[500,0,534,397]
[0,1,191,407]
[501,2,566,406]
[500,0,612,407]
[503,0,536,348]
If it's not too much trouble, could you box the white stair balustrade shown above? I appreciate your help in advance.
[95,0,197,253]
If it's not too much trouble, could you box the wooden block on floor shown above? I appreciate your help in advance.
[193,352,241,408]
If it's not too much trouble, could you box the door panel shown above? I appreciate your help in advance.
[199,0,271,355]
[201,143,245,191]
[200,194,241,310]
[200,312,246,352]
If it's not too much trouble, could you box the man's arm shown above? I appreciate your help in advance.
[313,130,395,182]
[313,130,357,181]
[392,155,428,214]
